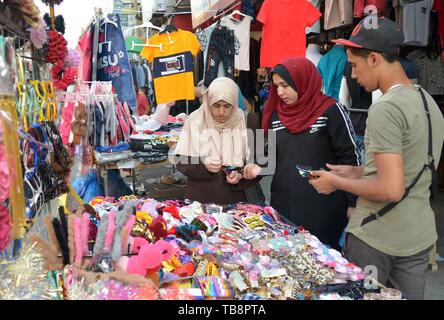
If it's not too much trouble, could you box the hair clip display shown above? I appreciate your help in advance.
[8,193,392,300]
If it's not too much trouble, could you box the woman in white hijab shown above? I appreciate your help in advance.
[175,77,261,204]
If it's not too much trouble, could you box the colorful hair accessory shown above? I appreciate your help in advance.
[174,261,195,277]
[0,205,12,251]
[45,30,67,64]
[27,18,48,49]
[73,216,83,266]
[51,65,76,90]
[155,240,174,261]
[132,237,148,254]
[80,213,90,255]
[0,144,9,203]
[103,211,116,252]
[138,243,162,269]
[161,205,181,221]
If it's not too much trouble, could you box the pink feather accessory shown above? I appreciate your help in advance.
[73,217,83,266]
[104,212,116,252]
[81,213,90,255]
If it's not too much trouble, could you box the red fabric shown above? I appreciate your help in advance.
[434,0,444,46]
[261,57,336,134]
[354,0,387,18]
[0,205,11,251]
[171,14,193,32]
[162,205,181,221]
[137,92,149,116]
[257,0,321,67]
[77,30,93,82]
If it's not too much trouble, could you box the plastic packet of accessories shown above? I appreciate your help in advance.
[205,204,223,214]
[0,38,16,95]
[85,253,114,273]
[94,150,135,164]
[193,276,235,299]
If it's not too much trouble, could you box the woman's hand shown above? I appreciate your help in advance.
[204,156,222,173]
[326,163,363,179]
[308,170,339,195]
[243,164,262,180]
[226,171,242,184]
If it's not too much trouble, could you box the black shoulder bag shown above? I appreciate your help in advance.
[361,87,438,226]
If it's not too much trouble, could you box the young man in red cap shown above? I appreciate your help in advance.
[309,15,444,299]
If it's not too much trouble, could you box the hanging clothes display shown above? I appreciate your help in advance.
[354,0,387,17]
[324,0,354,30]
[306,43,323,67]
[203,24,236,87]
[77,26,94,82]
[140,29,201,104]
[317,45,348,101]
[220,15,252,71]
[406,49,444,95]
[199,23,229,84]
[306,0,322,34]
[401,0,435,46]
[434,0,444,46]
[257,0,321,68]
[96,14,137,110]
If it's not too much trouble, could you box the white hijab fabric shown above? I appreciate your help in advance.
[175,77,249,167]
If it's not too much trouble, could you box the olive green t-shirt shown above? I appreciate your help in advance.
[346,85,444,257]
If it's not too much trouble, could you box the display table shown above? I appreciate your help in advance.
[94,150,173,196]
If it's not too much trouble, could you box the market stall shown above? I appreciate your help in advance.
[1,0,442,301]
[9,196,401,300]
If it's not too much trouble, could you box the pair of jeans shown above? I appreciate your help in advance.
[204,25,235,87]
[344,233,432,300]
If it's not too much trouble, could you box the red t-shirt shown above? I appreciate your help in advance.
[257,0,321,68]
[137,92,149,116]
[77,30,93,81]
[354,0,387,18]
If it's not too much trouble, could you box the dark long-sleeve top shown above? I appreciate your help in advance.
[268,102,361,249]
[176,156,260,205]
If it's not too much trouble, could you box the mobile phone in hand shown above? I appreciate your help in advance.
[222,166,243,176]
[296,165,313,179]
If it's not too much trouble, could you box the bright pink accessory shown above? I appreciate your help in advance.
[0,205,11,251]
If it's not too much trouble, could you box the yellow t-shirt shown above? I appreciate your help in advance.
[140,29,201,104]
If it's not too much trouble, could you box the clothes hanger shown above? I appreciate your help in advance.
[225,9,252,22]
[160,23,178,34]
[132,41,163,53]
[124,20,162,38]
[100,14,118,28]
[125,20,164,52]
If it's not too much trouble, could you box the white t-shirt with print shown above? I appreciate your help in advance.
[402,0,434,46]
[221,16,252,71]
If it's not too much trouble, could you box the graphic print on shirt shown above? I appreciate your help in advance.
[309,117,328,134]
[152,51,193,78]
[271,116,327,133]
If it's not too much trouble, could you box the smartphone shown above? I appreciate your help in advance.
[296,165,313,179]
[222,166,243,175]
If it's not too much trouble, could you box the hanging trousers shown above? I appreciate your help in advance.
[204,25,235,87]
